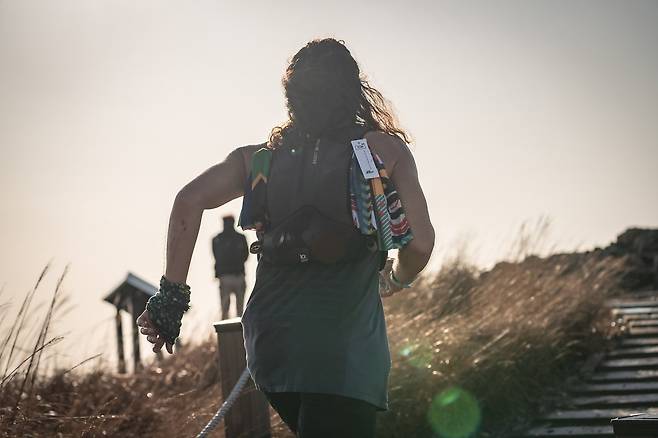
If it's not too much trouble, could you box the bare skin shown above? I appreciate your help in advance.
[365,131,436,286]
[137,132,435,353]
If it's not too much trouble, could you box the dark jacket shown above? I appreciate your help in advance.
[212,228,249,277]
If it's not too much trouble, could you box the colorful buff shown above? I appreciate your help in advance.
[349,151,413,250]
[239,143,413,251]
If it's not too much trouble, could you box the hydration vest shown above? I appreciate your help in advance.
[254,125,380,265]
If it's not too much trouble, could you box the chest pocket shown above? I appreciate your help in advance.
[267,138,353,229]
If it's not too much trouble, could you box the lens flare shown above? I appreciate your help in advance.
[427,387,481,438]
[398,342,433,368]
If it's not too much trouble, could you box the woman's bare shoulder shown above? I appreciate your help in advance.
[364,130,411,173]
[232,142,268,177]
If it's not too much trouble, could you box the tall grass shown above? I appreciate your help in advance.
[0,264,50,384]
[377,250,628,437]
[0,264,221,437]
[506,216,555,262]
[0,239,633,437]
[0,265,72,432]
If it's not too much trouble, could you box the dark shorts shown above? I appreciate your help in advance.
[264,391,378,438]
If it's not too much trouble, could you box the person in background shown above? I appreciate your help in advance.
[211,215,249,319]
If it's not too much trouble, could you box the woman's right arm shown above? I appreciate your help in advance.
[163,147,250,284]
[366,132,435,286]
[137,146,253,353]
[389,143,435,285]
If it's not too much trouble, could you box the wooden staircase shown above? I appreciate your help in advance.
[521,290,658,437]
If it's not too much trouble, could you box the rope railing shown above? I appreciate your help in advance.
[196,367,251,438]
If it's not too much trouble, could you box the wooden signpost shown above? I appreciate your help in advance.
[103,272,157,373]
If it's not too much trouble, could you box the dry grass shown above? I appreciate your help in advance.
[0,265,268,438]
[378,250,629,437]
[0,246,632,437]
[1,334,222,437]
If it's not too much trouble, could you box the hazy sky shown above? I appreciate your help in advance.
[1,0,657,369]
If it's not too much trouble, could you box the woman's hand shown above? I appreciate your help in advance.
[379,258,403,298]
[136,309,174,354]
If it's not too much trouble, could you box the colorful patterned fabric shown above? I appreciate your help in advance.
[349,152,413,250]
[238,146,271,232]
[239,142,414,251]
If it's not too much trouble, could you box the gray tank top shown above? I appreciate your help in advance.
[241,249,392,411]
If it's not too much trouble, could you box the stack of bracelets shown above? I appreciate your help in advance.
[145,275,191,345]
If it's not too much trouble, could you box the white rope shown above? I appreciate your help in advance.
[196,367,251,438]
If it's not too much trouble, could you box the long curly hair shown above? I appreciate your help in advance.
[268,38,410,148]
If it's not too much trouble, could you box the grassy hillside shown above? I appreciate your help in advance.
[379,251,628,437]
[0,245,635,437]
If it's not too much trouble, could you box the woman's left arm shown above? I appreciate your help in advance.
[137,147,249,353]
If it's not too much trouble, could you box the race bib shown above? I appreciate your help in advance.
[351,138,379,179]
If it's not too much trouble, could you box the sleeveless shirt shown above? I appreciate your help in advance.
[241,251,391,411]
[240,130,392,411]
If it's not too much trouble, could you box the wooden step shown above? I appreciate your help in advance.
[619,314,658,324]
[599,357,658,370]
[570,393,658,408]
[612,307,658,316]
[571,381,658,395]
[607,346,658,358]
[630,319,658,328]
[620,337,658,347]
[629,327,658,337]
[588,369,658,382]
[523,425,613,437]
[607,299,658,309]
[542,408,658,423]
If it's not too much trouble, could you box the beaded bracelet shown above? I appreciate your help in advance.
[145,276,191,345]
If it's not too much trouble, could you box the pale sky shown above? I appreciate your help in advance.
[1,0,657,369]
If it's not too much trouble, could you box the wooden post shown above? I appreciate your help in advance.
[612,413,658,437]
[214,318,270,438]
[115,307,126,374]
[130,296,142,372]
